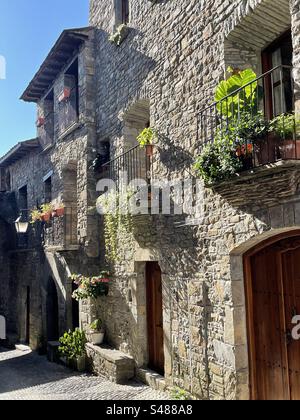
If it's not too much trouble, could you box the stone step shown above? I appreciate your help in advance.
[15,344,31,352]
[136,368,167,392]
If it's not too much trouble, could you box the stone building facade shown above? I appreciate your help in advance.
[85,0,300,400]
[0,28,103,351]
[1,0,300,401]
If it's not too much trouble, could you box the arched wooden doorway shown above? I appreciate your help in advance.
[244,231,300,400]
[46,277,59,342]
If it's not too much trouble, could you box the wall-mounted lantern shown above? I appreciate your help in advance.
[15,213,29,234]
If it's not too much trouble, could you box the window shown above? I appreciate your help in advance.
[115,0,129,27]
[262,30,293,118]
[44,176,52,203]
[121,0,129,24]
[58,58,79,133]
[19,185,28,211]
[40,89,54,147]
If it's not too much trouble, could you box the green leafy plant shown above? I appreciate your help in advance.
[269,113,300,138]
[109,24,129,46]
[89,319,104,332]
[71,272,110,301]
[30,208,42,224]
[137,127,156,147]
[171,387,192,401]
[215,68,258,117]
[41,203,53,214]
[59,329,87,361]
[194,130,243,185]
[97,188,134,262]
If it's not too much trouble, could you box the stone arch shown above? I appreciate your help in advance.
[122,98,150,150]
[228,226,300,399]
[223,0,291,74]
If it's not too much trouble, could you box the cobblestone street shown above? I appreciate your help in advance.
[0,348,170,400]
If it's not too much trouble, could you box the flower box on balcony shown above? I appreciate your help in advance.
[36,117,45,128]
[58,88,71,103]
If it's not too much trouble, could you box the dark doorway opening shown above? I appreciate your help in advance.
[46,277,59,341]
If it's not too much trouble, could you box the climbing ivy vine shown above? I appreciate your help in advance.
[97,188,135,262]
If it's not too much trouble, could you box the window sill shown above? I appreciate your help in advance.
[57,121,81,142]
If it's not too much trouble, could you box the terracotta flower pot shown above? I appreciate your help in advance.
[52,210,58,218]
[42,212,51,223]
[279,138,300,160]
[56,207,65,217]
[146,144,154,157]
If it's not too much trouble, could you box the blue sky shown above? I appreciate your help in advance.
[0,0,89,156]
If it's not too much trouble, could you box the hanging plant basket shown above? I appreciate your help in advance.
[71,273,111,301]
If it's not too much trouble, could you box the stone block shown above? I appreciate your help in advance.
[85,343,135,384]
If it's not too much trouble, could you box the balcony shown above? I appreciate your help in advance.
[100,145,153,227]
[102,145,152,187]
[42,207,78,251]
[195,65,300,205]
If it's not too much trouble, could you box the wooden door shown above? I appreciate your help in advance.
[146,262,165,375]
[245,235,300,400]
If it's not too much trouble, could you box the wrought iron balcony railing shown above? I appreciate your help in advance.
[197,65,299,170]
[43,207,78,249]
[101,144,152,187]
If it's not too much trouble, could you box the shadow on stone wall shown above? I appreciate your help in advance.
[94,27,156,140]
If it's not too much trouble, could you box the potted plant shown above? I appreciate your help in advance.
[36,117,45,128]
[269,113,300,160]
[137,127,156,157]
[40,203,53,222]
[88,319,105,345]
[30,208,42,224]
[56,204,65,217]
[59,328,87,372]
[58,87,71,103]
[109,24,129,46]
[71,272,110,301]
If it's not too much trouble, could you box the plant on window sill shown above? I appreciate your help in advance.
[137,127,157,156]
[109,24,129,46]
[58,87,71,103]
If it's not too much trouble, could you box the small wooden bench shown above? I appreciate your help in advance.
[85,343,135,384]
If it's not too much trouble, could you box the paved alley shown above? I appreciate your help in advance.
[0,348,170,401]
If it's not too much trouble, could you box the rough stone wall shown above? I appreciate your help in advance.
[87,0,300,400]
